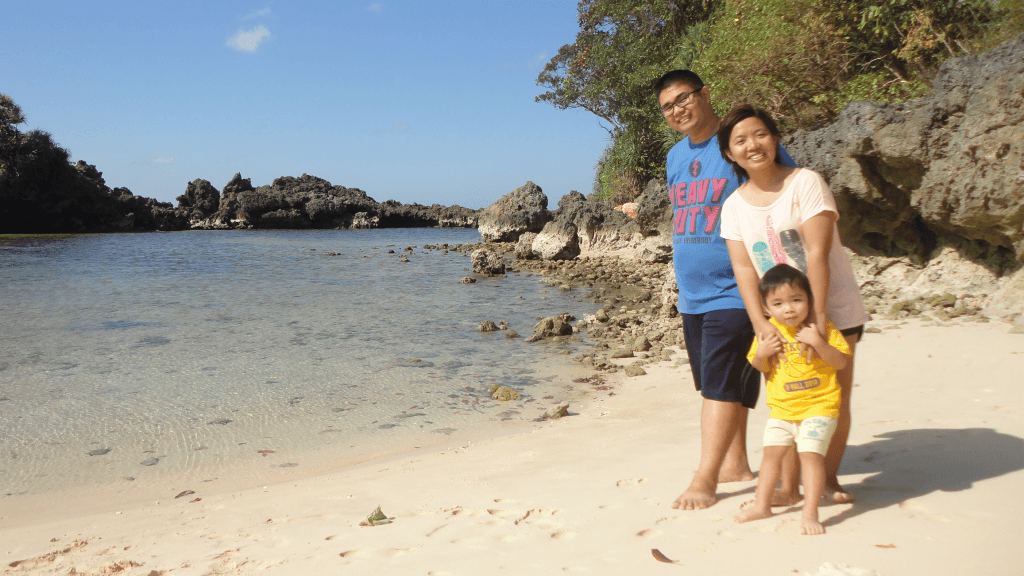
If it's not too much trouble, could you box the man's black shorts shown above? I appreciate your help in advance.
[681,308,760,409]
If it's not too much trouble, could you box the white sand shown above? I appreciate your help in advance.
[3,317,1022,575]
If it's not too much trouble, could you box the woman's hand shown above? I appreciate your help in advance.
[796,323,826,362]
[752,330,785,373]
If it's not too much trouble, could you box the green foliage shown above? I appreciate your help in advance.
[0,93,175,233]
[537,1,718,201]
[542,0,1020,197]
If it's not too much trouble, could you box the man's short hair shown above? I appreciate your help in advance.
[653,70,704,97]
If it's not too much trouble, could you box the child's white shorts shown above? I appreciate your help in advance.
[763,416,838,456]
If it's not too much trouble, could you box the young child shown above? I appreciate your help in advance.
[733,264,852,535]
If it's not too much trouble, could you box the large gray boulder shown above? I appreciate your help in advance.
[478,181,551,242]
[532,220,580,260]
[784,33,1024,260]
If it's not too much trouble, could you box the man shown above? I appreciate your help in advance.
[655,70,795,510]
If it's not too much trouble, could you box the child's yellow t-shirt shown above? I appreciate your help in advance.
[747,318,852,421]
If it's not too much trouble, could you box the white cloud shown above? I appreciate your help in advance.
[365,3,384,14]
[243,6,272,19]
[153,156,177,164]
[530,51,548,68]
[227,25,272,52]
[376,123,408,134]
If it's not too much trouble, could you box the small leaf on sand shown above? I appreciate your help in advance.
[175,490,195,499]
[651,548,677,563]
[359,505,392,526]
[875,543,896,549]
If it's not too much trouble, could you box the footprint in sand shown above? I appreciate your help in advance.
[636,528,663,539]
[615,478,647,488]
[550,530,576,540]
[339,550,365,558]
[383,548,414,557]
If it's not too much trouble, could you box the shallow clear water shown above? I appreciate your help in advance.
[0,229,593,499]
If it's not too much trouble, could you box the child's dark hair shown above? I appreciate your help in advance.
[759,264,814,310]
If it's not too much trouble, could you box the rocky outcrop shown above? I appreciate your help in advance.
[176,179,222,225]
[183,173,480,230]
[784,33,1024,262]
[532,220,580,260]
[470,248,506,275]
[477,181,551,242]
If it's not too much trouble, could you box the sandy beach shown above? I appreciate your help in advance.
[2,316,1022,575]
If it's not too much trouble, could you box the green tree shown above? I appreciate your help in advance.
[536,1,716,201]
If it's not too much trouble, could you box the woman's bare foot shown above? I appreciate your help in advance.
[739,491,802,510]
[771,489,802,506]
[801,516,825,535]
[734,506,772,523]
[823,481,854,504]
[672,478,717,510]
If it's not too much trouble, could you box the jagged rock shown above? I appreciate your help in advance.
[505,329,521,338]
[470,249,506,275]
[625,365,647,377]
[479,320,499,332]
[532,220,580,261]
[632,336,651,352]
[177,179,220,223]
[609,349,634,359]
[543,403,570,419]
[488,385,521,401]
[478,181,550,242]
[460,277,477,284]
[531,315,574,338]
[515,232,539,260]
[784,33,1024,260]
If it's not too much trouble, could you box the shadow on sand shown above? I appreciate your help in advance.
[823,427,1024,526]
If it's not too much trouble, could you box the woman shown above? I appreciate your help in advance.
[716,104,869,504]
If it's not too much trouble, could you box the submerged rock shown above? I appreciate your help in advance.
[489,385,522,401]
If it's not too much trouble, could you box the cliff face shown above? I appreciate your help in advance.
[783,33,1024,264]
[181,173,479,231]
[480,35,1024,322]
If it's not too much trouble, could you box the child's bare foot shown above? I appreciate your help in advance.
[672,478,717,510]
[801,516,825,535]
[733,506,773,523]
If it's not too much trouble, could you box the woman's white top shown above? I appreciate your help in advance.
[720,168,869,330]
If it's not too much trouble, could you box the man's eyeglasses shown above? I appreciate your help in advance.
[660,88,701,115]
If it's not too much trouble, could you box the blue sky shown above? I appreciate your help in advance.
[1,2,611,209]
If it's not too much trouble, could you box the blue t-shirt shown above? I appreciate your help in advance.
[667,135,794,314]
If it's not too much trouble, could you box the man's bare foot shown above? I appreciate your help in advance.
[733,506,772,523]
[672,479,717,510]
[801,516,825,535]
[717,468,755,483]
